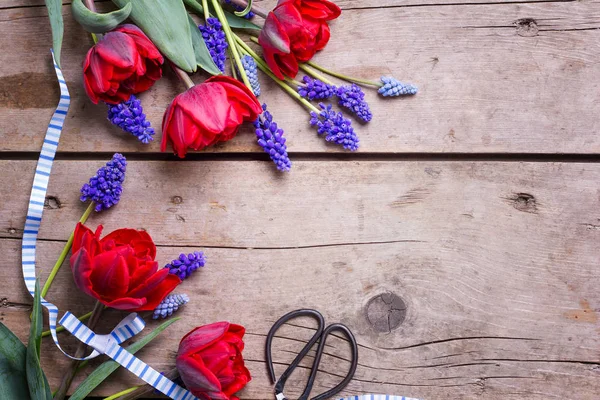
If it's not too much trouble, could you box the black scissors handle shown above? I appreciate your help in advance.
[266,309,359,400]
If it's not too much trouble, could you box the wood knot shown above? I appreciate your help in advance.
[171,196,183,204]
[514,18,538,37]
[44,196,62,209]
[365,292,407,332]
[505,192,538,214]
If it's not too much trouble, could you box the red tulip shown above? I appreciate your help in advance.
[83,24,164,104]
[259,0,341,79]
[176,322,250,400]
[161,76,262,158]
[70,223,180,311]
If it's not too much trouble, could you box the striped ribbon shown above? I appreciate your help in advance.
[21,50,197,400]
[339,396,421,400]
[61,312,193,399]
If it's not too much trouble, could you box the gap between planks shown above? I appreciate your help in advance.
[3,151,600,163]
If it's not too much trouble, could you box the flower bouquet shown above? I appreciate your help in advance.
[51,0,416,170]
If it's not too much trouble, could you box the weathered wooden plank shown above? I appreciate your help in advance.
[2,233,599,399]
[1,2,599,154]
[1,160,599,398]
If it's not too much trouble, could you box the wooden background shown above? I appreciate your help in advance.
[1,0,599,399]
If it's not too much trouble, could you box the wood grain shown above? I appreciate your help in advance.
[1,2,599,154]
[1,160,599,398]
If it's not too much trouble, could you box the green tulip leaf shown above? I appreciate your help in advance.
[44,0,64,67]
[26,280,52,400]
[0,322,30,399]
[112,0,197,72]
[183,0,261,30]
[69,317,180,400]
[234,0,253,18]
[188,15,221,75]
[72,0,132,34]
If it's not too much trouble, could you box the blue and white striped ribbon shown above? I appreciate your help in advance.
[338,395,421,400]
[61,312,195,400]
[21,50,198,400]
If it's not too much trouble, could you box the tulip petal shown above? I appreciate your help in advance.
[105,296,147,310]
[136,273,181,311]
[176,355,227,399]
[260,13,291,54]
[70,248,99,299]
[101,228,156,259]
[89,250,131,299]
[127,266,169,298]
[178,322,230,357]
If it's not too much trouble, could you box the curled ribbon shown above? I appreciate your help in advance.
[21,50,197,399]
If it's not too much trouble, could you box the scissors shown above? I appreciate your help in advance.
[266,309,359,400]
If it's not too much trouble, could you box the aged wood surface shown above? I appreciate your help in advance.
[1,1,600,154]
[1,0,600,399]
[1,160,600,399]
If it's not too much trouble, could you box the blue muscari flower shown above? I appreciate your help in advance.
[224,0,255,19]
[297,76,335,100]
[310,104,359,151]
[153,293,190,320]
[165,251,206,281]
[336,84,372,122]
[199,18,228,72]
[242,55,261,96]
[254,104,291,172]
[378,76,418,97]
[80,153,127,212]
[106,95,155,144]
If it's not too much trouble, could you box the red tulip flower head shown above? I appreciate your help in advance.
[259,0,341,79]
[176,322,251,400]
[161,76,262,158]
[83,24,164,104]
[70,223,180,311]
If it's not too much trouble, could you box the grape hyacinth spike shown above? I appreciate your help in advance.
[336,84,372,122]
[153,294,190,320]
[379,76,418,97]
[310,103,359,151]
[80,153,127,212]
[297,76,335,100]
[199,18,228,72]
[254,104,292,172]
[106,95,155,144]
[165,251,206,281]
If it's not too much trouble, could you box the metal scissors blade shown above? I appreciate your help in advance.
[266,309,359,400]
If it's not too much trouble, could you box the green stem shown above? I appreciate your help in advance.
[211,0,251,88]
[172,63,195,89]
[298,63,336,86]
[234,36,320,113]
[103,385,142,400]
[42,310,93,338]
[41,202,95,298]
[201,0,210,22]
[306,60,382,87]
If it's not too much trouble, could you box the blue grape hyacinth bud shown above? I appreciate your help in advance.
[242,55,261,96]
[254,104,291,172]
[199,18,228,72]
[153,293,190,320]
[106,95,155,144]
[165,251,206,281]
[224,0,255,18]
[80,153,127,212]
[297,76,335,100]
[310,103,359,151]
[378,76,418,97]
[336,84,372,122]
